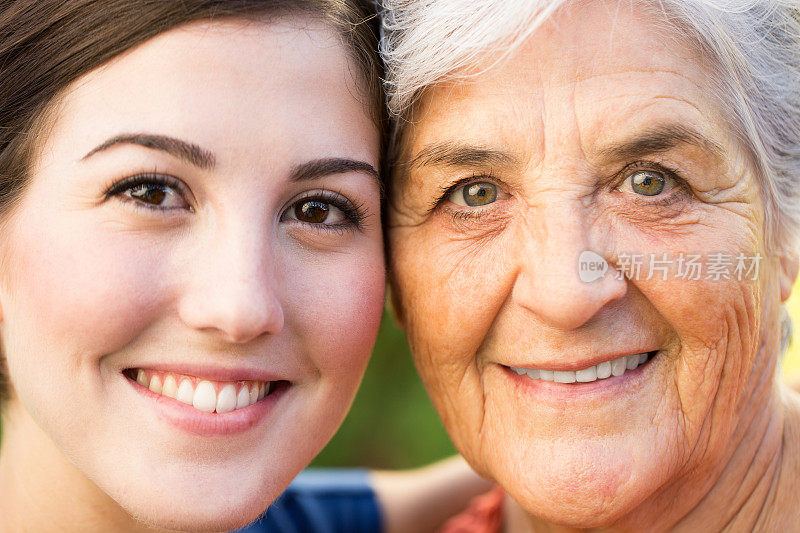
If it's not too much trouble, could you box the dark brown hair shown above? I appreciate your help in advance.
[0,0,384,401]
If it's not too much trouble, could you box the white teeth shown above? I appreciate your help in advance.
[611,357,627,377]
[553,370,576,383]
[236,385,250,409]
[162,375,178,398]
[131,370,275,413]
[596,361,612,379]
[148,375,163,395]
[193,381,217,413]
[176,379,194,405]
[249,383,259,405]
[216,384,237,414]
[575,366,597,383]
[511,353,653,384]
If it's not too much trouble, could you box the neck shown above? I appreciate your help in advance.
[503,382,800,533]
[666,383,794,532]
[0,398,178,533]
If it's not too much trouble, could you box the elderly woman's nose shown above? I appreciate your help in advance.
[177,224,285,344]
[511,204,626,330]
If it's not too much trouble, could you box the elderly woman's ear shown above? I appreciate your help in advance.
[778,252,799,302]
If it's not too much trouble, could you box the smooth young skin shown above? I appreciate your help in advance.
[388,1,800,530]
[0,17,384,532]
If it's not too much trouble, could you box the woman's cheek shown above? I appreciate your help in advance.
[5,215,171,359]
[392,222,477,341]
[389,221,514,443]
[285,243,385,380]
[612,226,764,444]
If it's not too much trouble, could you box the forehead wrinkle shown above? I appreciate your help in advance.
[539,81,592,174]
[572,74,731,169]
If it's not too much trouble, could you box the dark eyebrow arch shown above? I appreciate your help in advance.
[291,157,381,190]
[408,142,520,170]
[598,124,725,161]
[82,133,216,170]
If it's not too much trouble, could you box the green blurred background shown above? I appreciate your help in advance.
[311,309,455,468]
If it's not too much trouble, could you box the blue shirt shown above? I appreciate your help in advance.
[235,469,383,533]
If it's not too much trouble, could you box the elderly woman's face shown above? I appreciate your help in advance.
[0,18,383,530]
[389,1,794,525]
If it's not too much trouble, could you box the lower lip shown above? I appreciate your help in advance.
[125,374,287,437]
[501,352,659,403]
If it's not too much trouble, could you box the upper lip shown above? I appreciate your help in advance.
[502,349,659,372]
[124,362,287,383]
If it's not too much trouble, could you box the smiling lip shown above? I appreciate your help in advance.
[501,349,661,373]
[501,350,661,403]
[124,367,290,437]
[128,362,284,383]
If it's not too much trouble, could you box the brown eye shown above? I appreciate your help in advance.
[129,184,167,205]
[630,170,665,196]
[449,181,499,207]
[108,174,190,211]
[294,200,330,224]
[282,192,357,229]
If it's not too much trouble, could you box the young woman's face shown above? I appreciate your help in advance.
[0,17,384,530]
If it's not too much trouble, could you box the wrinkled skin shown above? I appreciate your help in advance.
[388,1,799,530]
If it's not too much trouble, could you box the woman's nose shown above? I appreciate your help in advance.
[178,227,285,344]
[511,202,626,330]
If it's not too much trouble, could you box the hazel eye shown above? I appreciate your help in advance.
[628,170,666,196]
[449,181,498,207]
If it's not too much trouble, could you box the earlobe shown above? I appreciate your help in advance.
[778,252,799,302]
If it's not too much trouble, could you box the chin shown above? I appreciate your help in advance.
[116,482,277,532]
[128,510,262,532]
[505,480,640,529]
[85,455,288,532]
[489,434,672,529]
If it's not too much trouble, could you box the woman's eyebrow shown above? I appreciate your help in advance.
[596,123,725,162]
[82,133,216,169]
[82,137,378,187]
[290,157,381,187]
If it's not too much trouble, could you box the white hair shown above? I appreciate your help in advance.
[379,0,800,253]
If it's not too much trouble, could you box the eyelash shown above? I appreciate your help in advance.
[104,172,190,212]
[104,173,368,231]
[428,160,691,214]
[285,189,368,232]
[427,172,499,215]
[614,160,691,206]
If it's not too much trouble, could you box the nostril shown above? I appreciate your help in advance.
[177,283,285,343]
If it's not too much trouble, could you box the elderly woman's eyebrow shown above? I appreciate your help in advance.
[597,123,725,161]
[408,141,520,170]
[82,133,216,169]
